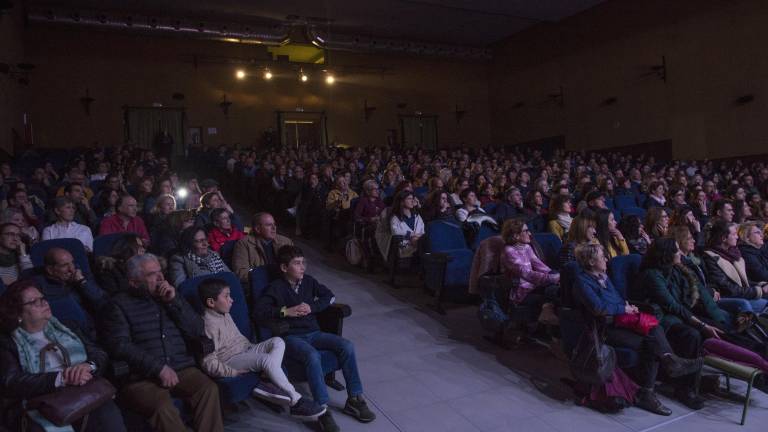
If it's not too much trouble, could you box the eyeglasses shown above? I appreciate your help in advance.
[22,296,48,307]
[1,232,20,238]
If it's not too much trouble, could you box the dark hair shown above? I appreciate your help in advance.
[198,278,229,307]
[277,245,304,266]
[200,191,219,209]
[548,193,571,218]
[115,194,134,209]
[0,222,19,234]
[110,233,145,262]
[63,183,84,195]
[179,226,207,254]
[459,187,475,202]
[641,237,678,271]
[706,220,734,249]
[594,209,617,252]
[733,199,748,223]
[210,208,230,225]
[0,279,41,333]
[617,215,642,241]
[391,190,415,219]
[712,199,733,216]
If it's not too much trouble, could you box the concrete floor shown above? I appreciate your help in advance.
[224,238,768,432]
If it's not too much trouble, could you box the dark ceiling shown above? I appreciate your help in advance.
[26,0,608,47]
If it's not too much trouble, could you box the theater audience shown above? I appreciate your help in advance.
[388,190,425,259]
[547,193,573,241]
[195,191,244,231]
[149,209,195,257]
[492,187,523,223]
[558,215,597,268]
[501,218,559,322]
[645,207,669,241]
[207,208,246,253]
[703,220,768,314]
[738,221,768,284]
[98,195,150,245]
[101,254,224,432]
[595,208,629,259]
[197,278,325,419]
[618,215,651,255]
[573,243,703,414]
[232,212,293,282]
[3,206,40,245]
[255,246,375,432]
[42,197,94,252]
[62,183,99,229]
[169,226,230,286]
[0,223,33,285]
[0,280,126,432]
[95,233,146,295]
[35,248,106,318]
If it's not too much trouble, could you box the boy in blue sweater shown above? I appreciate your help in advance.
[255,245,375,432]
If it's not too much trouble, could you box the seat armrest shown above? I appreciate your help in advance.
[423,252,454,263]
[630,301,661,316]
[317,303,352,335]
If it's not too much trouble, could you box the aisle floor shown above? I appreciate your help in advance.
[224,239,768,432]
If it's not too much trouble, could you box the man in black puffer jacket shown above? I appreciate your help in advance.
[101,253,223,432]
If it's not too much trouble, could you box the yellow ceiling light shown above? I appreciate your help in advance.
[264,69,273,80]
[235,69,246,79]
[325,74,335,85]
[300,70,308,82]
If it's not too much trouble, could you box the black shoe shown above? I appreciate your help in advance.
[289,397,326,421]
[699,374,721,395]
[343,396,376,423]
[661,354,703,378]
[318,412,340,432]
[674,388,705,410]
[635,388,672,416]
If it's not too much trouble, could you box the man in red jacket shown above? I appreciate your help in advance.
[98,195,150,245]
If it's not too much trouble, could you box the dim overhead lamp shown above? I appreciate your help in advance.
[299,70,308,82]
[235,69,246,79]
[264,69,273,80]
[325,74,335,85]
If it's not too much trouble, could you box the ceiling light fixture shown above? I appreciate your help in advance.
[325,74,335,85]
[264,69,273,80]
[235,69,246,79]
[299,69,308,82]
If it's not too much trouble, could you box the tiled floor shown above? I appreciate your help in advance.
[224,238,768,432]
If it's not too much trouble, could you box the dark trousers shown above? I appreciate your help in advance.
[119,367,223,432]
[664,322,703,388]
[606,325,672,388]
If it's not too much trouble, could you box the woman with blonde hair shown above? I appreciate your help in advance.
[558,214,598,268]
[737,221,768,284]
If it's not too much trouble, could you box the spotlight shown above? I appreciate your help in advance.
[299,70,308,82]
[235,69,246,79]
[264,69,273,80]
[325,74,335,85]
[176,187,189,199]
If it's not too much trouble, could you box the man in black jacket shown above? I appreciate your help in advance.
[101,253,223,432]
[255,245,375,432]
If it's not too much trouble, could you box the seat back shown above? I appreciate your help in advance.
[471,224,500,251]
[614,195,636,210]
[219,240,238,267]
[249,266,282,341]
[31,238,92,278]
[621,207,646,220]
[532,232,563,270]
[607,254,642,299]
[482,201,498,214]
[93,233,131,258]
[425,220,468,252]
[179,271,252,340]
[558,261,582,309]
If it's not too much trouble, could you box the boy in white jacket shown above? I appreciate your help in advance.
[198,278,325,420]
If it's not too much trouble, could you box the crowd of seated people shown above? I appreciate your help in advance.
[207,143,768,416]
[0,146,376,432]
[2,142,768,428]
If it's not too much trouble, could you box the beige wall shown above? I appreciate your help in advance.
[0,3,26,154]
[23,26,490,151]
[490,0,768,159]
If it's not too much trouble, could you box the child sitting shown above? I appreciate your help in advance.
[198,278,325,420]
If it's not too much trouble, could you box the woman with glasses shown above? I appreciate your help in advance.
[169,226,230,286]
[207,208,246,253]
[0,279,125,431]
[0,223,33,286]
[501,218,560,323]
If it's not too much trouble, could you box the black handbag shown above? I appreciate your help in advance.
[569,323,617,385]
[26,342,116,429]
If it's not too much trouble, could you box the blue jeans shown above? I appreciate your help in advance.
[718,298,768,315]
[284,331,363,405]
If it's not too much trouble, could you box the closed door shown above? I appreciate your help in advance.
[400,115,438,150]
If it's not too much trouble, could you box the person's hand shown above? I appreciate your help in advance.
[656,223,668,235]
[609,227,625,241]
[702,324,724,339]
[17,241,26,256]
[237,369,250,376]
[285,304,309,317]
[155,281,176,302]
[21,201,34,217]
[761,284,768,296]
[158,365,179,388]
[624,303,639,314]
[73,269,86,284]
[63,364,93,386]
[295,302,311,315]
[713,290,721,301]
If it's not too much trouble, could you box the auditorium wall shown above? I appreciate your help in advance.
[490,0,768,160]
[22,26,490,151]
[0,3,26,154]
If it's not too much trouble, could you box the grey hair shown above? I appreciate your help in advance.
[363,179,378,193]
[574,243,605,269]
[126,253,160,280]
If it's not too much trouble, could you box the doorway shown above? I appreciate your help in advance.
[276,111,327,150]
[124,107,185,162]
[399,115,438,150]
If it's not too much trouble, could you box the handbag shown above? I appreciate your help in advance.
[26,342,116,428]
[569,323,616,385]
[613,312,659,336]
